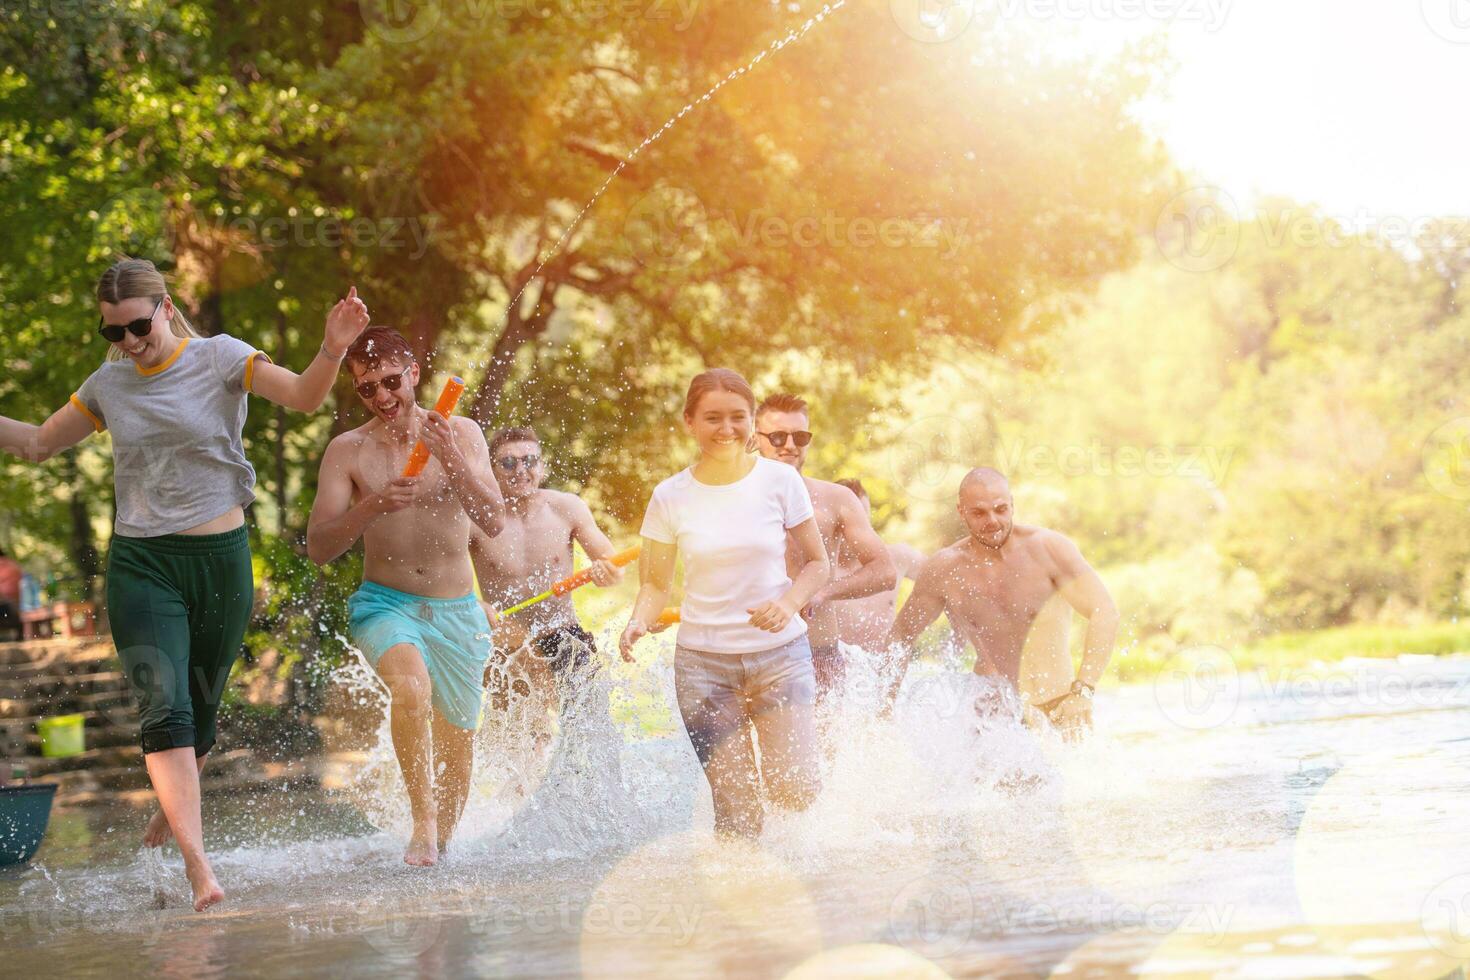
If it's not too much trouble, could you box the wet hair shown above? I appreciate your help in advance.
[683,368,756,419]
[344,326,415,374]
[96,258,202,363]
[756,392,808,420]
[836,478,867,500]
[489,426,541,457]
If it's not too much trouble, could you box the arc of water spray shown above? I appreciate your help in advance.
[465,0,850,401]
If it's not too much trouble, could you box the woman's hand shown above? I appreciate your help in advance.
[747,597,798,634]
[323,286,370,356]
[619,619,649,662]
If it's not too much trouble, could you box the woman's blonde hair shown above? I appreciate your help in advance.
[96,258,202,361]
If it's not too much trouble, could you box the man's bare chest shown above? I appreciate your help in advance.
[944,560,1057,628]
[482,514,573,581]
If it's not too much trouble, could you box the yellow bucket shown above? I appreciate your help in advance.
[37,714,85,758]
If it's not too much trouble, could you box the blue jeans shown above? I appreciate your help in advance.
[674,635,821,837]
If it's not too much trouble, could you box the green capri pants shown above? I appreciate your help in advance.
[105,526,253,756]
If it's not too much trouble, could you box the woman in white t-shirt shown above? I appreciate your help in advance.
[620,368,831,837]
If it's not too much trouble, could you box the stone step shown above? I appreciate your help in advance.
[0,647,119,677]
[26,744,143,776]
[0,671,132,701]
[0,688,135,721]
[2,705,135,734]
[0,639,114,669]
[14,726,137,756]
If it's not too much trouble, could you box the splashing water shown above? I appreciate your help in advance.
[9,653,1470,977]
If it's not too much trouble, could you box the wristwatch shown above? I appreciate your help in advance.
[1070,679,1095,700]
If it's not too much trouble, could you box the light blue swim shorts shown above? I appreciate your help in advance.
[347,581,494,730]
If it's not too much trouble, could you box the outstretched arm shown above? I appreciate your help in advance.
[882,556,949,707]
[249,287,370,413]
[0,402,96,462]
[811,488,897,605]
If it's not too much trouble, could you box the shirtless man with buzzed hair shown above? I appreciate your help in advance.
[755,394,897,703]
[883,467,1118,738]
[470,427,623,720]
[831,477,927,650]
[308,326,506,866]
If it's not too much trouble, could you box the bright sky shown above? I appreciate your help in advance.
[1038,0,1470,220]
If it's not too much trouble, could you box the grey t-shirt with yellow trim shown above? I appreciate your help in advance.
[71,335,271,538]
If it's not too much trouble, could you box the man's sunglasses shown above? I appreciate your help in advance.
[495,454,540,472]
[354,369,410,400]
[98,300,162,344]
[759,430,813,448]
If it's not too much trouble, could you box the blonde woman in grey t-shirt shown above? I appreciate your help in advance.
[0,258,369,911]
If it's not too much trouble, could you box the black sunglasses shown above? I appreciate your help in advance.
[98,300,162,344]
[759,430,813,448]
[354,369,410,400]
[495,454,540,472]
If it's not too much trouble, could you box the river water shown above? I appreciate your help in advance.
[4,642,1469,979]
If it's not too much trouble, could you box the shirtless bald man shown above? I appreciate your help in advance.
[755,394,896,702]
[832,478,926,650]
[308,327,506,866]
[884,468,1118,737]
[470,427,623,718]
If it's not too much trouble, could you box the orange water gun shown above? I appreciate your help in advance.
[401,377,466,477]
[655,607,680,627]
[501,545,642,616]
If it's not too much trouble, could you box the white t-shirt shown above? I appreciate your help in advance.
[640,456,815,654]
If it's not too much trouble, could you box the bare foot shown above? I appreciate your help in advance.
[404,820,439,867]
[185,862,225,912]
[142,809,173,848]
